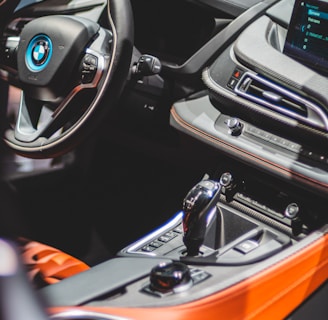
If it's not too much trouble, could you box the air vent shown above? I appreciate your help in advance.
[235,72,328,131]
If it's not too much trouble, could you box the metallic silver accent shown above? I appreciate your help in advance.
[14,47,106,142]
[50,310,130,320]
[234,72,328,131]
[202,67,300,130]
[80,47,105,89]
[5,36,20,46]
[173,279,193,293]
[284,203,299,219]
[125,212,183,256]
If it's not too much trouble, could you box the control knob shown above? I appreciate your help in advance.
[149,261,192,293]
[225,117,243,136]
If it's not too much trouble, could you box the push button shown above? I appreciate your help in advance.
[227,68,244,90]
[141,245,156,252]
[80,53,98,84]
[234,239,259,254]
[232,68,243,79]
[158,235,172,243]
[149,240,163,248]
[227,77,238,89]
[284,203,299,219]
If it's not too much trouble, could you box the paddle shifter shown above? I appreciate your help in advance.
[182,173,234,256]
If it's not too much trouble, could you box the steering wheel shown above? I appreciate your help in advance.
[0,0,134,159]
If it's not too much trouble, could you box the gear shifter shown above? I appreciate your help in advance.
[182,173,234,256]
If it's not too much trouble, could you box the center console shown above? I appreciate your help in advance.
[120,173,292,265]
[39,170,327,318]
[40,168,327,310]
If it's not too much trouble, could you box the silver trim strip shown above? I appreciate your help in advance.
[125,212,183,255]
[50,310,130,320]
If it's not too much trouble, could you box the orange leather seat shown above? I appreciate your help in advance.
[17,237,90,288]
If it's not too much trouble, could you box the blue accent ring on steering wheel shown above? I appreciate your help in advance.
[26,34,53,72]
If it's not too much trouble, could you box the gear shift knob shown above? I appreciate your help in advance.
[182,179,222,256]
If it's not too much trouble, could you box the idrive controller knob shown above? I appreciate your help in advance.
[149,261,192,293]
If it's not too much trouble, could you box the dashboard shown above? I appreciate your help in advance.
[0,0,327,319]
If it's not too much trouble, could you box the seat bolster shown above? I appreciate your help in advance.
[17,237,89,288]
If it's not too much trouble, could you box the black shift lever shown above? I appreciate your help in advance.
[182,173,234,256]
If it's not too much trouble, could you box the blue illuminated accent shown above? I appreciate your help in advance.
[125,211,183,255]
[308,9,328,21]
[25,34,52,72]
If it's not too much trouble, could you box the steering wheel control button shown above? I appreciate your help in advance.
[26,34,52,72]
[284,203,300,219]
[81,53,98,84]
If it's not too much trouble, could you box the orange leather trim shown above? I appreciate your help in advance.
[49,233,328,320]
[18,238,89,287]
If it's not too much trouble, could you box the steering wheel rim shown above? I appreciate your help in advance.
[1,0,134,159]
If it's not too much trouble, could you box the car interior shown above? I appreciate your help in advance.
[0,0,327,319]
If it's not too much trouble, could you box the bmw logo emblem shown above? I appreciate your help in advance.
[26,35,53,72]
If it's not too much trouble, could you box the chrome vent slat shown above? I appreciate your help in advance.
[247,82,308,116]
[234,72,328,131]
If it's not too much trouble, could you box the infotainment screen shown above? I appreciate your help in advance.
[283,0,328,76]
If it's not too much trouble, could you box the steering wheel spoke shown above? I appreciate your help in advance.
[15,93,45,142]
